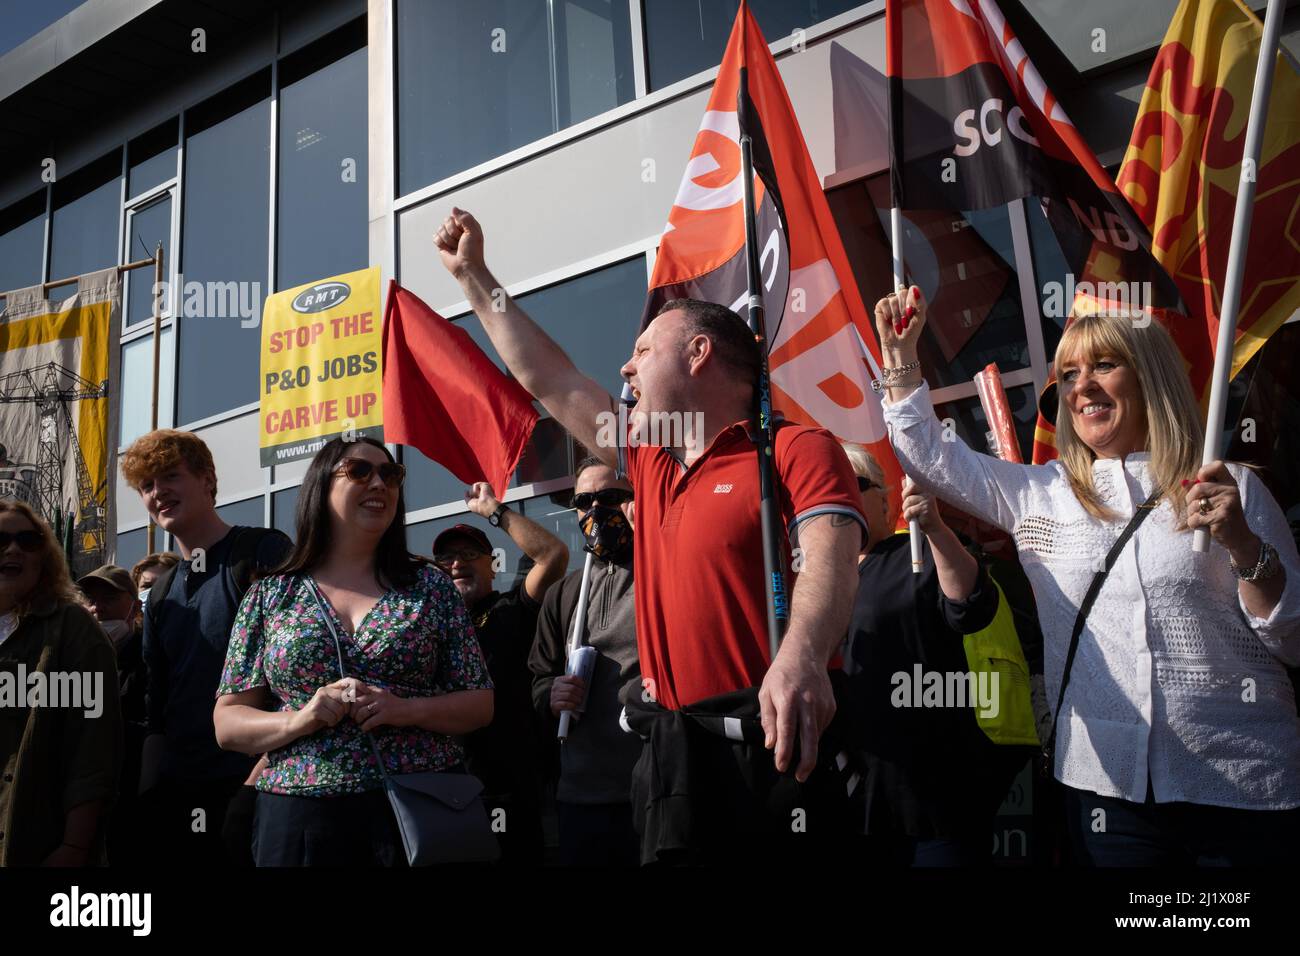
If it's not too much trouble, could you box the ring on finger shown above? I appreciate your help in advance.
[1199,497,1212,515]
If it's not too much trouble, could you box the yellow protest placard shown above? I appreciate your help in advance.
[259,266,383,466]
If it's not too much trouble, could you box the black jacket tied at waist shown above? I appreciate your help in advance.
[623,673,864,866]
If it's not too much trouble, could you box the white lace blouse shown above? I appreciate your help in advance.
[883,382,1300,810]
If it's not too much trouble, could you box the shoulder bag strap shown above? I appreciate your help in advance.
[305,576,389,780]
[1045,487,1163,759]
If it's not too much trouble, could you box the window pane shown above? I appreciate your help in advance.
[934,384,1037,470]
[124,195,172,328]
[513,415,570,488]
[216,496,266,529]
[49,153,121,304]
[644,0,863,91]
[458,256,646,398]
[829,175,1034,388]
[120,328,175,447]
[0,191,45,295]
[519,492,585,575]
[273,485,300,539]
[397,0,633,194]
[128,118,179,197]
[277,45,368,290]
[114,527,148,570]
[400,445,470,512]
[178,77,271,425]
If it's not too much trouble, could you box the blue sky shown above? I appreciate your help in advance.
[0,0,87,59]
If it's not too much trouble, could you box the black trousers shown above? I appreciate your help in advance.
[138,774,247,867]
[556,801,639,867]
[1063,784,1300,866]
[252,789,407,867]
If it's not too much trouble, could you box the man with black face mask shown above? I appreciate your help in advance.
[530,457,641,866]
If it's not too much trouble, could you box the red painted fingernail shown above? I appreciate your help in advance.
[894,322,903,335]
[1180,479,1189,487]
[911,286,921,298]
[904,306,916,320]
[1193,479,1201,485]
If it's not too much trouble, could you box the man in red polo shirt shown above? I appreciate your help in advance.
[434,208,865,783]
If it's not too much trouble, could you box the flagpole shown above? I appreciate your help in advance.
[1194,0,1285,554]
[890,207,924,573]
[739,115,788,661]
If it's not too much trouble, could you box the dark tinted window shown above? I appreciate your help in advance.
[459,256,645,397]
[276,24,368,290]
[178,72,271,425]
[216,496,266,529]
[0,191,46,296]
[114,528,148,570]
[272,485,301,539]
[49,152,121,303]
[128,118,179,197]
[397,0,634,194]
[644,0,863,91]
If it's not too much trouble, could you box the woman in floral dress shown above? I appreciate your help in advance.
[214,437,492,866]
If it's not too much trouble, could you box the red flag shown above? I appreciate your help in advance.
[644,1,906,513]
[381,281,538,499]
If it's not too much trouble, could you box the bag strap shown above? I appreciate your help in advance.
[304,576,389,781]
[1045,487,1162,759]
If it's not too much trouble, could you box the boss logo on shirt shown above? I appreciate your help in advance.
[713,483,733,494]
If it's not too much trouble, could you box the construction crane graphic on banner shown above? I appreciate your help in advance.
[0,362,108,569]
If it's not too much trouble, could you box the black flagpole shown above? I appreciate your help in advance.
[738,70,788,662]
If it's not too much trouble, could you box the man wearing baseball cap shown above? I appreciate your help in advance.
[433,481,568,863]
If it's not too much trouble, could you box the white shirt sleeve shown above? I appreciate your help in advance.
[881,381,1061,533]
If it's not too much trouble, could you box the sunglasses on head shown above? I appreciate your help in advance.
[0,530,42,552]
[857,476,880,493]
[573,488,633,511]
[333,457,406,488]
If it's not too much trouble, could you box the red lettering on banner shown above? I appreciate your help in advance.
[346,392,376,418]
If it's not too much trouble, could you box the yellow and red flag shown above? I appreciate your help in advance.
[1117,0,1300,405]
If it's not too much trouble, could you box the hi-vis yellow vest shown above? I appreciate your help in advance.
[963,579,1039,746]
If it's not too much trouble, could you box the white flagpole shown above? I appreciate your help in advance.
[891,206,923,573]
[1194,0,1285,553]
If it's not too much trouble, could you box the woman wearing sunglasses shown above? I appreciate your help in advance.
[840,445,1028,866]
[214,437,493,866]
[0,500,122,865]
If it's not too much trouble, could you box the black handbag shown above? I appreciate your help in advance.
[307,578,500,866]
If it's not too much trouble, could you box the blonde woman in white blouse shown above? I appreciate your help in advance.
[874,286,1300,866]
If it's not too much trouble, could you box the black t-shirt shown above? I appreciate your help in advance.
[847,533,1026,839]
[463,581,544,799]
[144,526,292,782]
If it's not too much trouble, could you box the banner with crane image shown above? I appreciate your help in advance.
[0,268,119,576]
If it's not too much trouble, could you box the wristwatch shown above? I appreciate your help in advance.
[1230,540,1280,582]
[488,504,509,528]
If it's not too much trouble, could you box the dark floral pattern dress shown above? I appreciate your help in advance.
[218,563,491,796]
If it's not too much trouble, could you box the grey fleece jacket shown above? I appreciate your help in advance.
[529,555,642,805]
